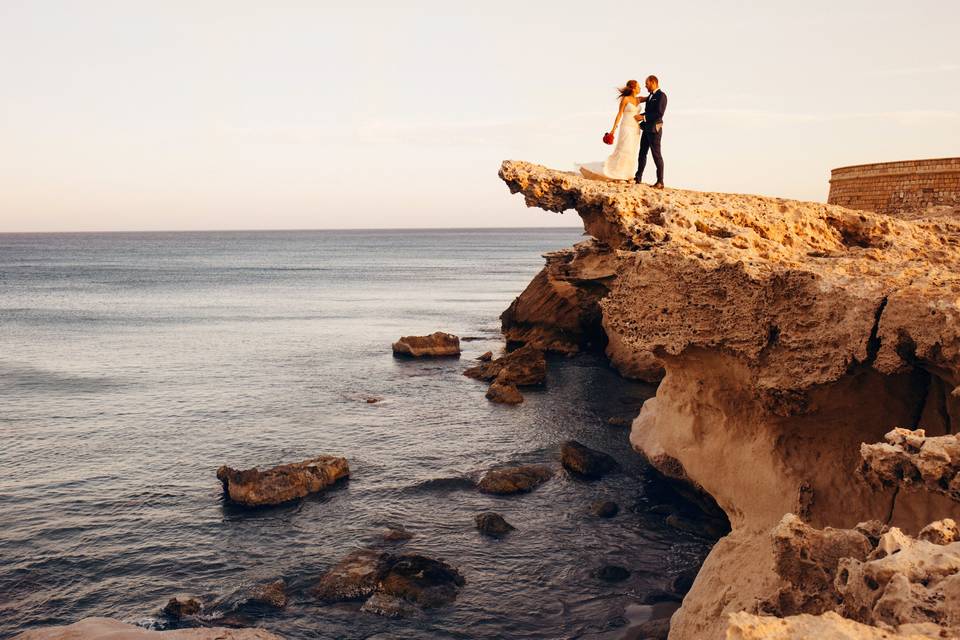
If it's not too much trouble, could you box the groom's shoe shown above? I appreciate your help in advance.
[653,182,665,190]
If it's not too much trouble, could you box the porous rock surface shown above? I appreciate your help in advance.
[498,160,960,639]
[726,611,938,640]
[217,455,349,507]
[11,618,282,640]
[861,428,960,502]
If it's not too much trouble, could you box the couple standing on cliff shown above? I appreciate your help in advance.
[579,75,667,188]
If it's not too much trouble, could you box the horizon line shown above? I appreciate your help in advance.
[0,224,586,236]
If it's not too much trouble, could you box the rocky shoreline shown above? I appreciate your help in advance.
[498,160,960,639]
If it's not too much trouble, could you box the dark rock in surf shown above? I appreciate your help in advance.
[247,579,287,609]
[597,565,631,582]
[475,512,515,538]
[477,464,553,495]
[560,441,618,478]
[162,596,203,619]
[463,343,546,386]
[376,554,465,608]
[591,500,620,518]
[312,549,387,601]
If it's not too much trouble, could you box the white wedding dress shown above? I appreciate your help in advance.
[578,100,641,181]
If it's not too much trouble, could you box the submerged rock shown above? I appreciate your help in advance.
[216,455,349,507]
[162,596,202,619]
[560,441,617,478]
[11,618,283,639]
[382,526,414,543]
[392,331,461,357]
[477,464,553,495]
[312,548,386,601]
[597,565,631,582]
[475,512,515,537]
[313,550,465,616]
[591,500,619,518]
[463,343,546,386]
[485,379,524,404]
[376,554,465,609]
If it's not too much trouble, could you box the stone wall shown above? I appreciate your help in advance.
[828,157,960,216]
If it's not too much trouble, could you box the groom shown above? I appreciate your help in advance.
[634,75,667,189]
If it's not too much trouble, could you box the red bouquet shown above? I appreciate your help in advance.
[602,132,614,145]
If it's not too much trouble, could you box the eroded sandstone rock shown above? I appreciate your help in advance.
[312,548,386,601]
[217,455,349,507]
[485,379,524,404]
[861,428,960,502]
[391,331,461,357]
[498,160,960,639]
[477,464,553,495]
[500,239,615,354]
[727,611,939,639]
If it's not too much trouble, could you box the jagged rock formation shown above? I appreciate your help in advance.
[476,464,553,495]
[11,618,282,639]
[501,239,616,354]
[497,160,960,639]
[464,343,547,402]
[217,455,349,507]
[861,428,960,502]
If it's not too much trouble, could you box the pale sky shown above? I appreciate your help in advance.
[0,0,958,232]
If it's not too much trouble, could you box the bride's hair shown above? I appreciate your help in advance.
[617,80,639,98]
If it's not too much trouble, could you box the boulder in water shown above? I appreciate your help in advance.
[463,343,546,386]
[376,554,465,609]
[591,500,620,518]
[216,455,349,507]
[392,332,461,357]
[312,548,387,601]
[560,441,617,478]
[477,464,553,495]
[162,596,202,619]
[485,379,524,404]
[475,512,515,537]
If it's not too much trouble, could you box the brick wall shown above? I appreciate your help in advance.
[827,157,960,215]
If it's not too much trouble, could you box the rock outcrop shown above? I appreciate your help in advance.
[498,160,960,639]
[465,343,547,403]
[217,455,349,507]
[12,618,283,640]
[861,428,960,502]
[392,331,461,357]
[500,239,616,353]
[560,440,618,478]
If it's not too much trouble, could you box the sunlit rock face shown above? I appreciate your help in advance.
[498,160,960,639]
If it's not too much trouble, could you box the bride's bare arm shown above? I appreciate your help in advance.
[610,98,627,136]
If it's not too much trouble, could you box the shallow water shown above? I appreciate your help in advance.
[0,229,712,639]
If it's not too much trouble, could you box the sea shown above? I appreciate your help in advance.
[0,228,712,639]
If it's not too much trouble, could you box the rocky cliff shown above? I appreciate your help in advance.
[498,161,960,639]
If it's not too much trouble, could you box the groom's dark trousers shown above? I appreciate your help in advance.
[636,129,664,185]
[636,88,667,184]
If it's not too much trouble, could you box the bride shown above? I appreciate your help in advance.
[579,80,643,181]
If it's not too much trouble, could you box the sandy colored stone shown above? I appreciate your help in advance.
[861,428,960,502]
[391,331,461,357]
[501,239,615,353]
[217,455,349,507]
[498,160,960,639]
[312,548,386,601]
[11,618,283,640]
[726,611,939,639]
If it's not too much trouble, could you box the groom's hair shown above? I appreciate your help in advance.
[646,75,659,85]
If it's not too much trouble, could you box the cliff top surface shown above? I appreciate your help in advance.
[498,160,960,391]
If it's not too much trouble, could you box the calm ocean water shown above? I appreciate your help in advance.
[0,229,710,639]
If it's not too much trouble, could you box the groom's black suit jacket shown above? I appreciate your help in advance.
[641,89,667,132]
